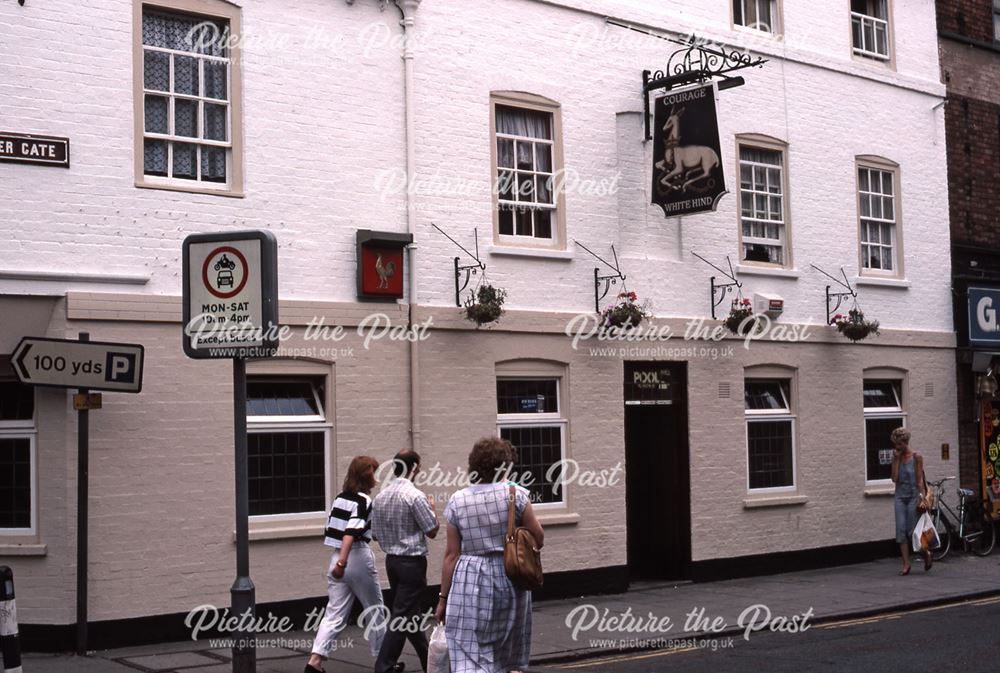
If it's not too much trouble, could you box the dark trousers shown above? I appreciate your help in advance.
[374,555,429,673]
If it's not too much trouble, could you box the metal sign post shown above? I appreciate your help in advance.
[182,231,279,673]
[76,333,90,656]
[11,333,144,655]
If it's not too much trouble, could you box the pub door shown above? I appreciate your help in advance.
[624,362,691,581]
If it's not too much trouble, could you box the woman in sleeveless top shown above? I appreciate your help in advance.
[435,437,545,673]
[890,427,930,575]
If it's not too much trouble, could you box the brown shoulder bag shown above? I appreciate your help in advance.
[503,485,543,591]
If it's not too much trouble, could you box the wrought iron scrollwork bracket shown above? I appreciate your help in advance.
[692,252,743,319]
[575,241,626,313]
[811,265,857,325]
[431,223,486,307]
[642,35,768,141]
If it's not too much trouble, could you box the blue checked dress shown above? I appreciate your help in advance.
[444,483,532,673]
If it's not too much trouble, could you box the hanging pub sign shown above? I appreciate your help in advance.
[651,83,726,217]
[0,132,70,168]
[356,229,413,301]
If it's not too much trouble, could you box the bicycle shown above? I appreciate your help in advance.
[926,476,996,561]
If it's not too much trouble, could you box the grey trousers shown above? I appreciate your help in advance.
[311,545,385,659]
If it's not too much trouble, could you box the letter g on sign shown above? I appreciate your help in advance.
[978,297,998,333]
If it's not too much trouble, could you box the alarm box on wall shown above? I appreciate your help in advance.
[753,293,784,317]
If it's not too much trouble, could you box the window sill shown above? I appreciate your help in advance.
[735,265,802,279]
[535,511,581,526]
[487,245,574,261]
[864,483,896,496]
[742,494,808,508]
[854,276,910,289]
[238,519,326,542]
[0,543,47,556]
[136,180,245,199]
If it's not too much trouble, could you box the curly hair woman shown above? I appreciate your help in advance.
[435,437,545,673]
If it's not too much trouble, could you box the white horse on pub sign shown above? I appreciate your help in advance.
[655,105,720,193]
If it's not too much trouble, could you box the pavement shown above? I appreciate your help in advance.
[20,554,1000,673]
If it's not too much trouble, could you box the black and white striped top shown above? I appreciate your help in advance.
[323,491,374,548]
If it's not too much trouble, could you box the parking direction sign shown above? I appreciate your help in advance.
[12,337,144,392]
[182,230,279,359]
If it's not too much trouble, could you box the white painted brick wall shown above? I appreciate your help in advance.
[0,0,950,331]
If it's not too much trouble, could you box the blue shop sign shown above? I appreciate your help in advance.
[968,287,1000,345]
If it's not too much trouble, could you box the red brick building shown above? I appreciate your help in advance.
[939,0,1000,503]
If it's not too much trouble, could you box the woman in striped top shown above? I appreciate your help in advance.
[305,455,386,673]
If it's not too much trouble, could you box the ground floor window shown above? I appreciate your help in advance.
[247,377,328,517]
[863,379,904,482]
[744,378,795,490]
[497,377,566,505]
[0,381,36,533]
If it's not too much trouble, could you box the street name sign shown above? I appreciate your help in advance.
[12,337,144,392]
[182,230,279,359]
[0,132,70,168]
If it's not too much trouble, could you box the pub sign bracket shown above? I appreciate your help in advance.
[642,35,768,141]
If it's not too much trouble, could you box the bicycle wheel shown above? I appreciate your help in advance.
[931,510,952,561]
[971,513,996,557]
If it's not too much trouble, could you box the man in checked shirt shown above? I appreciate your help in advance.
[372,450,439,673]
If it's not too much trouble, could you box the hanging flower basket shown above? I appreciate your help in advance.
[600,291,650,329]
[464,284,507,326]
[832,308,880,342]
[723,297,756,335]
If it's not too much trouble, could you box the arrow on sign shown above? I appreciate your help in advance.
[14,342,31,380]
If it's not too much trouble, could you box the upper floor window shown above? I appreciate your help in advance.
[733,0,778,34]
[0,381,36,534]
[857,160,900,275]
[851,0,890,60]
[738,140,788,266]
[491,93,565,249]
[135,1,243,194]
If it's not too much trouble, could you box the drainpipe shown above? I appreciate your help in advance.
[396,0,421,454]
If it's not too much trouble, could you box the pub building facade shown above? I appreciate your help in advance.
[938,0,1000,518]
[0,0,958,649]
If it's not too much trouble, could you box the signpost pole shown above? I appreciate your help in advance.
[231,357,255,673]
[75,332,89,656]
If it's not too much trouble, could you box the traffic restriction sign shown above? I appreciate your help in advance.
[182,230,279,359]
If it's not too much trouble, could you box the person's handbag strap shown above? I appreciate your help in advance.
[507,484,516,540]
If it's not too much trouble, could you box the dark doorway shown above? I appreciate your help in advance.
[624,362,691,581]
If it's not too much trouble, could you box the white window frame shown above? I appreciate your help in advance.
[133,0,244,196]
[737,135,791,268]
[0,387,37,537]
[496,376,568,509]
[857,157,902,278]
[862,376,906,485]
[744,377,797,494]
[490,92,567,251]
[851,0,892,62]
[246,374,332,523]
[732,0,780,35]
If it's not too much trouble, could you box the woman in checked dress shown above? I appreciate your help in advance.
[434,437,545,673]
